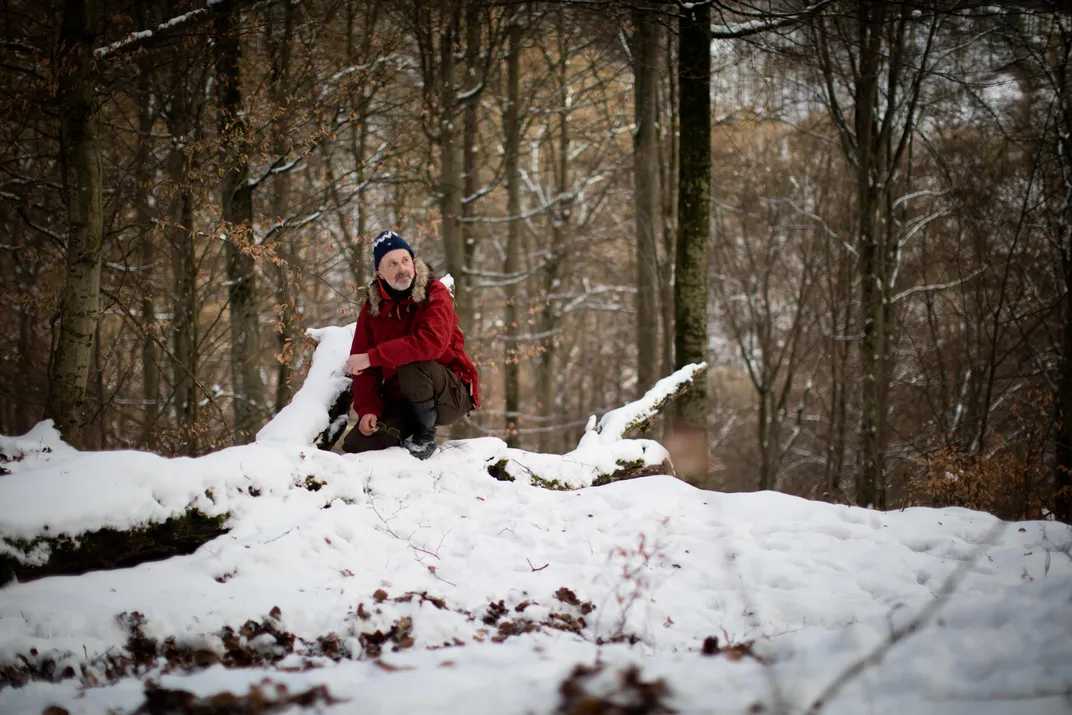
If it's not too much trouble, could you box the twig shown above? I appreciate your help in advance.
[372,499,449,566]
[369,499,406,539]
[264,527,296,544]
[527,558,549,572]
[424,564,456,587]
[409,543,441,561]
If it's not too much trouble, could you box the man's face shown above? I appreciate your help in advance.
[378,248,414,291]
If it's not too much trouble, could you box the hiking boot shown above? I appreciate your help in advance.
[403,398,437,460]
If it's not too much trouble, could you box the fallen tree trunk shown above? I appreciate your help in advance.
[486,363,707,489]
[1,509,227,587]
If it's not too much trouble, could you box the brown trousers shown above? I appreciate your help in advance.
[342,360,470,454]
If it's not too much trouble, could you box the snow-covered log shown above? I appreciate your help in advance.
[0,429,363,587]
[256,325,355,449]
[0,327,698,586]
[595,363,707,442]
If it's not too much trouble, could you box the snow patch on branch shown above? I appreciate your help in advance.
[597,363,707,443]
[94,6,213,59]
[257,324,355,445]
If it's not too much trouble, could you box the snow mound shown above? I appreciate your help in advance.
[0,420,78,472]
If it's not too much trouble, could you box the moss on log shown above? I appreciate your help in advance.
[486,457,674,490]
[0,508,228,588]
[592,459,675,487]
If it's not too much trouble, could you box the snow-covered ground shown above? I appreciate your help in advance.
[1,327,1069,714]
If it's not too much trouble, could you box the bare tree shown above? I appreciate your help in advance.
[215,6,264,444]
[45,0,104,442]
[812,0,940,507]
[632,4,661,397]
[503,15,523,448]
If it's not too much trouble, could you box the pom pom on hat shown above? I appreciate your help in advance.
[372,230,413,270]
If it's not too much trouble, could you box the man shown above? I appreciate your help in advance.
[342,230,480,459]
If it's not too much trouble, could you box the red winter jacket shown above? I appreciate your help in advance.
[349,258,480,418]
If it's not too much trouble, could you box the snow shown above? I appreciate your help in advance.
[0,420,77,464]
[597,363,705,442]
[256,324,355,445]
[1,330,1070,713]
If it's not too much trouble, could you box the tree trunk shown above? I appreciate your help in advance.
[46,0,103,444]
[16,289,35,434]
[345,0,376,290]
[1056,121,1072,522]
[1052,24,1072,524]
[459,0,481,342]
[438,2,464,319]
[216,8,263,444]
[270,1,296,414]
[163,34,200,453]
[660,30,678,380]
[503,20,522,448]
[672,2,711,485]
[824,244,853,501]
[168,149,199,453]
[136,56,160,449]
[633,7,660,398]
[854,1,888,509]
[1057,253,1072,523]
[536,20,571,454]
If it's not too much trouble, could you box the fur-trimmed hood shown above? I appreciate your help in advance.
[366,258,432,315]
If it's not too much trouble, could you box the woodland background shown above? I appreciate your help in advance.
[1,0,1070,523]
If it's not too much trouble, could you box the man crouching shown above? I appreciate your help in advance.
[342,230,480,459]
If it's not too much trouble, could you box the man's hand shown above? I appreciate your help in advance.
[358,413,378,436]
[346,353,371,375]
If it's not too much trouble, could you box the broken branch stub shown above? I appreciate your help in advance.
[596,363,707,442]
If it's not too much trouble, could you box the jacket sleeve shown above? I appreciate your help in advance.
[367,281,454,369]
[350,302,385,418]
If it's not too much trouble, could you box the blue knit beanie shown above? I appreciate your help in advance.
[372,230,413,271]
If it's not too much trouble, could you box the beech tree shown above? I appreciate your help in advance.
[46,0,104,442]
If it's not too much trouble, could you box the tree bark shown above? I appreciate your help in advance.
[672,2,711,485]
[503,19,522,448]
[459,0,482,342]
[1051,17,1072,524]
[269,1,297,415]
[161,17,200,453]
[344,0,377,292]
[438,1,464,322]
[536,20,571,454]
[136,52,160,449]
[46,0,103,444]
[1058,246,1072,523]
[1056,66,1072,524]
[660,29,678,381]
[854,1,888,509]
[633,6,660,398]
[216,8,264,444]
[167,136,199,453]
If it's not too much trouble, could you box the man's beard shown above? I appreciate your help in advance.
[386,274,413,292]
